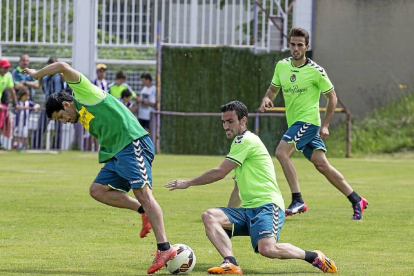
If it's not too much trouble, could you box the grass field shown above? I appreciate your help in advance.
[0,151,413,276]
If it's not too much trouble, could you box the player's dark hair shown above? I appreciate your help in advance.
[121,89,132,99]
[289,27,310,46]
[115,70,127,80]
[220,100,248,120]
[140,73,152,82]
[45,91,73,119]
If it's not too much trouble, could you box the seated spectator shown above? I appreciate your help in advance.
[13,87,40,149]
[92,63,108,92]
[108,70,136,98]
[12,54,40,100]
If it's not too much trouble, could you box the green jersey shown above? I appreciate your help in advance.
[271,57,334,127]
[67,74,147,163]
[225,131,285,210]
[0,73,14,99]
[108,82,136,98]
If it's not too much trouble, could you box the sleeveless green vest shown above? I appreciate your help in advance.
[73,93,147,163]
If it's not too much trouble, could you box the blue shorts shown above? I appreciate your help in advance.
[219,203,285,252]
[281,121,327,160]
[94,135,154,192]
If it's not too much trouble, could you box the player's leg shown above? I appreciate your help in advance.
[123,136,175,274]
[202,208,234,258]
[133,185,167,243]
[91,146,152,239]
[89,182,141,211]
[276,122,314,215]
[254,204,338,273]
[310,149,369,220]
[275,140,299,192]
[203,207,245,274]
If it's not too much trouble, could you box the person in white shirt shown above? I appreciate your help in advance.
[136,73,156,132]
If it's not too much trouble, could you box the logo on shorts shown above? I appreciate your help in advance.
[131,179,143,184]
[283,134,291,139]
[259,230,271,235]
[290,74,296,82]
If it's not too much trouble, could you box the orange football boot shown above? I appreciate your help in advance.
[207,260,243,274]
[312,250,338,273]
[140,213,152,238]
[147,247,177,274]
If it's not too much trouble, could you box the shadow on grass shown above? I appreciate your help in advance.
[194,263,320,275]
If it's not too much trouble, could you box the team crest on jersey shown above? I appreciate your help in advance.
[290,74,296,82]
[78,106,94,131]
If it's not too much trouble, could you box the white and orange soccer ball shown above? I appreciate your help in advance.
[165,244,196,274]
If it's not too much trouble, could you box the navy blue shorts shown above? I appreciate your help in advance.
[94,135,154,192]
[281,121,327,160]
[219,203,285,252]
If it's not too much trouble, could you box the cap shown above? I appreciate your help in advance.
[96,63,107,70]
[0,59,11,68]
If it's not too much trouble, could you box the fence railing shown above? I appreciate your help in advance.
[0,106,94,151]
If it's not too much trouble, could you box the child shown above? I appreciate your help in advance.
[118,88,137,113]
[13,87,40,149]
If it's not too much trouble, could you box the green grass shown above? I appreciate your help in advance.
[0,151,413,275]
[325,91,414,157]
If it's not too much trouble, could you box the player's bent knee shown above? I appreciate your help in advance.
[89,183,103,199]
[201,209,216,224]
[314,162,329,174]
[275,148,288,161]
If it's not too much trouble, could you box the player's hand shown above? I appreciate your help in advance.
[260,97,274,112]
[319,126,329,139]
[22,68,39,79]
[165,180,190,191]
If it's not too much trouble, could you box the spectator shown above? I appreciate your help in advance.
[136,73,156,132]
[0,59,17,149]
[13,87,40,150]
[92,63,108,92]
[12,54,40,100]
[108,70,136,98]
[0,59,17,106]
[118,88,137,113]
[37,57,66,149]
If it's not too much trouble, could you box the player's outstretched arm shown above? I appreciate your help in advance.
[165,159,237,191]
[22,62,80,83]
[260,85,280,112]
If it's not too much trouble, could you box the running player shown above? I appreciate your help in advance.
[260,27,368,220]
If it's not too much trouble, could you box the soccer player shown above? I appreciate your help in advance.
[22,62,176,274]
[260,27,368,220]
[165,101,338,274]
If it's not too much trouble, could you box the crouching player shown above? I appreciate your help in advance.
[166,101,338,274]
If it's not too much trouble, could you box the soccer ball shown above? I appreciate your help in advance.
[165,244,196,274]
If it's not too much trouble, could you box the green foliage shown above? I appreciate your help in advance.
[161,46,291,155]
[325,91,414,157]
[0,152,413,275]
